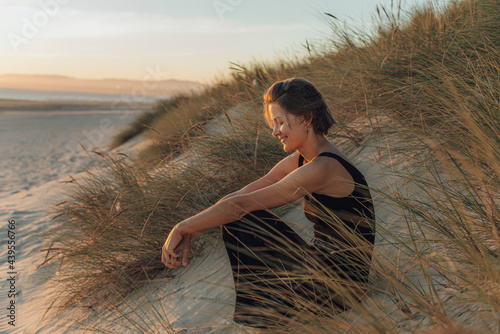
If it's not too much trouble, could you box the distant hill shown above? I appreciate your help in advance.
[0,74,206,98]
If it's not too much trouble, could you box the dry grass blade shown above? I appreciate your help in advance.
[80,143,93,161]
[59,175,77,184]
[42,0,500,332]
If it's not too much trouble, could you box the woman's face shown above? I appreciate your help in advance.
[268,102,307,152]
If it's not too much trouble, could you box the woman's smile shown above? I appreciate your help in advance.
[267,102,308,152]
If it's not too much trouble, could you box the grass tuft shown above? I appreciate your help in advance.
[40,0,500,332]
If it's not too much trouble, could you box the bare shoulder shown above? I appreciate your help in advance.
[305,153,355,197]
[293,153,354,184]
[297,155,335,176]
[312,153,353,175]
[267,151,301,179]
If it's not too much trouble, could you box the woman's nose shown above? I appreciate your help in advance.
[272,125,280,137]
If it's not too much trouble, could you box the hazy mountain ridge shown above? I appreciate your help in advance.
[0,74,206,97]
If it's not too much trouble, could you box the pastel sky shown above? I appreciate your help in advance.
[0,0,438,83]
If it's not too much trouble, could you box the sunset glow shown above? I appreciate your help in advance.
[0,0,438,83]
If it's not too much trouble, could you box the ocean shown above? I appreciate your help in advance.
[0,87,165,103]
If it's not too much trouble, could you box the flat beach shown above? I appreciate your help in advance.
[0,100,152,333]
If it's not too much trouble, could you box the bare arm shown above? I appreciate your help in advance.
[161,155,333,268]
[220,151,300,201]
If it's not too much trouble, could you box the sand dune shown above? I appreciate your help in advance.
[2,104,490,333]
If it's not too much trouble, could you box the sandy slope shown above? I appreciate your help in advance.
[4,105,493,333]
[106,112,495,333]
[75,110,419,333]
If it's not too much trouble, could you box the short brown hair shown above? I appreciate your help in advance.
[263,77,335,136]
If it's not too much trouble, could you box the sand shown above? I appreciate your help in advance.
[0,108,150,333]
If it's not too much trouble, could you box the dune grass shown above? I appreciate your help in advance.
[41,0,499,332]
[107,96,190,150]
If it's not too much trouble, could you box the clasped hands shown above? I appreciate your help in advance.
[161,224,192,268]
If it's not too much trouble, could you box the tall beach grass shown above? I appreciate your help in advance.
[40,0,499,332]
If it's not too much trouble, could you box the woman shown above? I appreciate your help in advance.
[162,78,375,327]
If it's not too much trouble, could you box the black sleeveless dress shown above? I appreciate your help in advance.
[222,152,376,327]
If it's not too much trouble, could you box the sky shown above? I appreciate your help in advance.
[0,0,438,84]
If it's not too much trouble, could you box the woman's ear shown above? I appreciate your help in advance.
[304,111,313,128]
[300,112,313,133]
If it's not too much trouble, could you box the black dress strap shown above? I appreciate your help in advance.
[298,154,305,167]
[299,152,359,175]
[316,152,364,181]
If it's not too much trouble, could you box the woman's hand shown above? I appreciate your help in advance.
[161,224,192,268]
